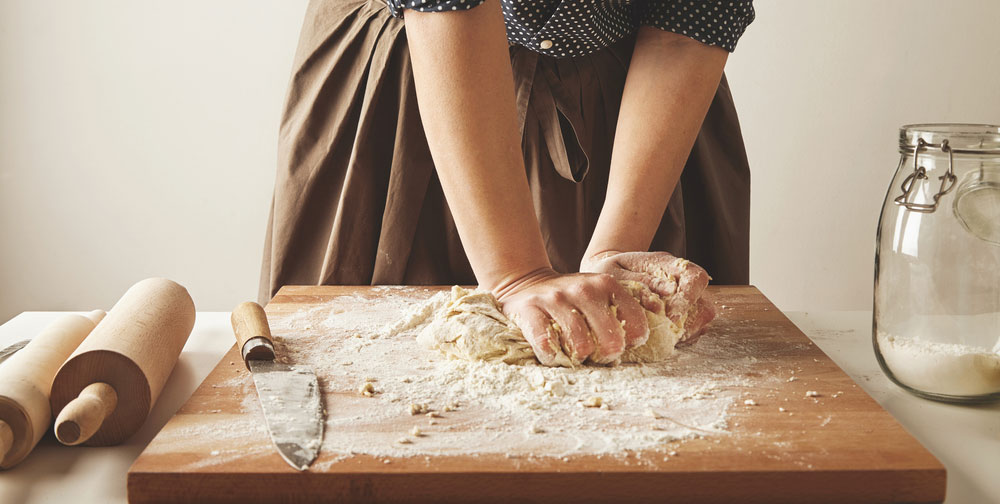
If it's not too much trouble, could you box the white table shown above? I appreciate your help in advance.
[0,310,997,503]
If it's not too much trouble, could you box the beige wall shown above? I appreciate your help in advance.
[1,0,999,322]
[727,0,1000,312]
[0,0,309,321]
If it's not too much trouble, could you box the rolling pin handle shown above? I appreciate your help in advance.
[0,419,12,458]
[54,382,118,446]
[231,302,276,369]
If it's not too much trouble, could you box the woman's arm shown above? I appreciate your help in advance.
[404,0,546,293]
[584,27,729,260]
[580,28,728,340]
[404,0,648,365]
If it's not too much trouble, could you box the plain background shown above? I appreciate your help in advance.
[2,0,999,322]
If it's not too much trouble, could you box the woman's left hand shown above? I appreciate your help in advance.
[580,251,716,343]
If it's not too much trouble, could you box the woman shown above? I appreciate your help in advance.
[259,0,754,365]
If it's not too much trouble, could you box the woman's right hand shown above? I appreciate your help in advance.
[493,268,650,366]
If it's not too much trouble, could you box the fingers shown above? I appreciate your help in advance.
[584,251,700,301]
[547,301,594,365]
[571,275,630,364]
[507,304,563,366]
[610,284,649,349]
[618,280,666,314]
[499,272,659,366]
[678,295,717,345]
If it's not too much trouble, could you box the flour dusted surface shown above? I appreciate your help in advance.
[239,287,774,464]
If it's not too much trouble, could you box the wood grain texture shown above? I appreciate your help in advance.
[50,278,195,446]
[128,286,946,504]
[0,310,105,469]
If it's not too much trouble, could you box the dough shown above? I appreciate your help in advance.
[412,283,686,366]
[415,288,535,365]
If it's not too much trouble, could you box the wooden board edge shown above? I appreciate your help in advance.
[127,467,945,504]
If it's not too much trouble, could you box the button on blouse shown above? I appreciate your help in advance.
[384,0,755,56]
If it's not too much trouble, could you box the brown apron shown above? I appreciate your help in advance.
[258,0,751,303]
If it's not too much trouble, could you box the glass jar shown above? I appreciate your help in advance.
[874,124,1000,403]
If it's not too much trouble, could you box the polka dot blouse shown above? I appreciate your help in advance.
[384,0,755,56]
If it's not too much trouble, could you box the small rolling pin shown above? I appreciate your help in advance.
[49,278,196,446]
[0,310,105,469]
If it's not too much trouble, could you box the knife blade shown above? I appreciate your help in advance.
[231,302,324,471]
[0,340,29,366]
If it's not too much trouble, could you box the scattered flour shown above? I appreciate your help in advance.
[152,289,780,469]
[877,331,1000,396]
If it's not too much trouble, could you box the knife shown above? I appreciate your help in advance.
[0,340,29,366]
[231,302,324,471]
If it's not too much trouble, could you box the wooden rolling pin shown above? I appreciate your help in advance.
[50,278,195,446]
[0,310,105,469]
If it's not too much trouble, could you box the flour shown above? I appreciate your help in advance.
[152,289,775,470]
[877,331,1000,396]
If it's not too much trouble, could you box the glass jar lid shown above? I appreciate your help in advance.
[894,124,1000,243]
[899,123,1000,154]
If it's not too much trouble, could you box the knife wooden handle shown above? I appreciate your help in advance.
[231,301,275,368]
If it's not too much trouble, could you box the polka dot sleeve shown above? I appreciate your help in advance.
[384,0,486,18]
[640,1,755,52]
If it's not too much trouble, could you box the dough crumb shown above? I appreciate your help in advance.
[358,382,377,396]
[787,376,798,382]
[409,403,429,415]
[646,409,663,419]
[397,437,412,445]
[805,391,820,398]
[529,424,545,434]
[443,400,460,412]
[582,396,603,408]
[544,381,565,397]
[743,399,758,406]
[778,407,786,412]
[426,411,441,418]
[410,426,424,437]
[668,450,678,456]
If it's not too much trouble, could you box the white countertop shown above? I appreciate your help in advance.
[0,310,997,503]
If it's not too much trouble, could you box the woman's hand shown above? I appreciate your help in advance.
[494,268,649,366]
[580,251,715,343]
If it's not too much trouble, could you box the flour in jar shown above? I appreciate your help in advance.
[877,331,1000,396]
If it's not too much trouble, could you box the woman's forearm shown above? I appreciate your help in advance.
[404,0,551,292]
[584,27,729,260]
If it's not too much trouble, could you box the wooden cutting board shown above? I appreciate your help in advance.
[128,286,945,504]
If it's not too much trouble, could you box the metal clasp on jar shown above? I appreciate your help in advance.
[894,138,958,213]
